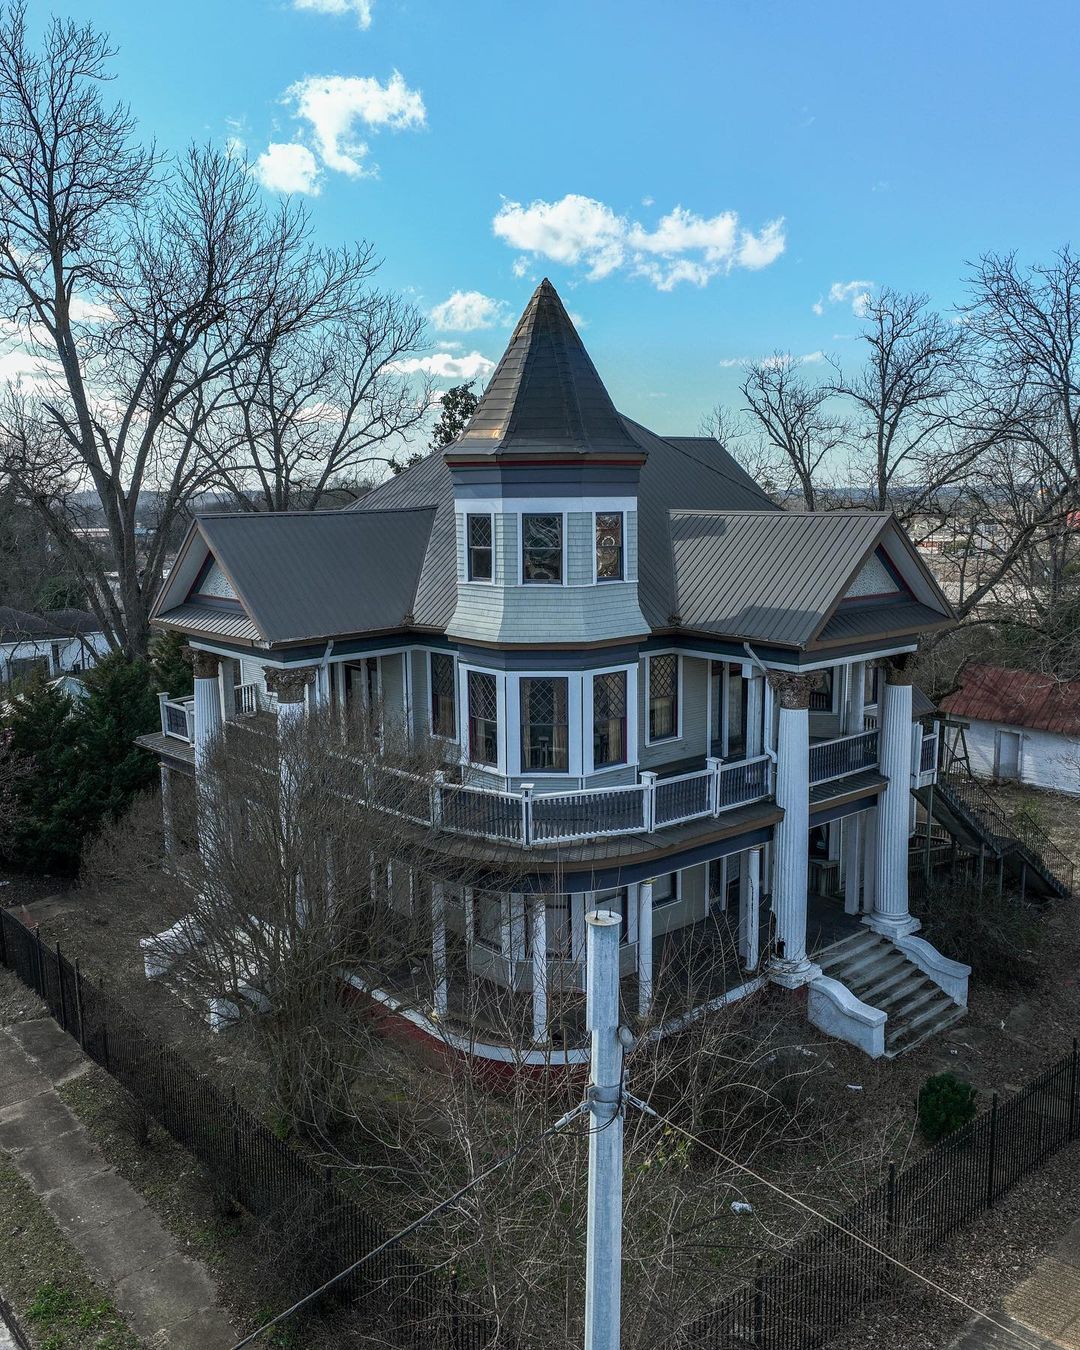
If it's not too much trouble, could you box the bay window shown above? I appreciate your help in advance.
[593,670,628,767]
[468,670,499,766]
[520,676,569,772]
[522,513,563,583]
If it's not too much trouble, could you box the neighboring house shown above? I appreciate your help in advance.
[0,607,109,686]
[139,280,969,1062]
[940,664,1080,796]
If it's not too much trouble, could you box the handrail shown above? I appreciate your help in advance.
[808,729,879,785]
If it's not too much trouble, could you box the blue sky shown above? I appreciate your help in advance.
[27,0,1080,434]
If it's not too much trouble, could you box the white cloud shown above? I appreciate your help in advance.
[389,351,495,380]
[812,298,824,316]
[826,279,875,316]
[430,290,511,332]
[293,0,374,27]
[492,194,785,291]
[719,350,824,370]
[252,142,322,194]
[511,256,530,279]
[282,72,425,178]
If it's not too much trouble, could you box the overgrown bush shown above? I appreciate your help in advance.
[918,1072,977,1143]
[916,879,1042,988]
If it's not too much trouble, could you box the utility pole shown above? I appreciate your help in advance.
[584,909,624,1350]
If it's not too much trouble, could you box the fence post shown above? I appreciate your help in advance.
[55,944,67,1032]
[987,1092,999,1208]
[1069,1039,1078,1144]
[520,783,533,846]
[432,770,445,829]
[74,959,85,1049]
[641,771,657,834]
[752,1256,765,1348]
[706,756,722,816]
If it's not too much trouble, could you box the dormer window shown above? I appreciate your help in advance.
[595,512,624,581]
[467,514,493,581]
[522,514,563,584]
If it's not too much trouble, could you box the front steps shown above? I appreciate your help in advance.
[817,929,966,1057]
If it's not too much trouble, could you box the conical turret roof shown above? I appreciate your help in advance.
[444,279,646,464]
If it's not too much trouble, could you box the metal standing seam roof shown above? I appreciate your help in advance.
[153,602,263,643]
[669,510,895,648]
[815,600,955,646]
[167,507,437,646]
[939,664,1080,736]
[444,279,645,461]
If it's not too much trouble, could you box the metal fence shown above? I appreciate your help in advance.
[677,1041,1079,1349]
[0,909,500,1349]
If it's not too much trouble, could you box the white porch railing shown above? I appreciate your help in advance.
[919,729,939,774]
[234,681,261,717]
[158,692,195,743]
[808,729,879,785]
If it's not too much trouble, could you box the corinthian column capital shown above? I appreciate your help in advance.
[186,648,221,681]
[766,671,814,710]
[878,653,915,686]
[263,665,317,705]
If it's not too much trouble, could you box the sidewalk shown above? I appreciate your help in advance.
[948,1216,1080,1349]
[0,1017,237,1350]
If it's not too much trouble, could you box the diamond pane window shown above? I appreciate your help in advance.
[595,512,624,581]
[430,653,456,739]
[648,653,679,741]
[468,670,498,765]
[593,670,627,767]
[520,676,569,772]
[467,514,493,581]
[522,513,563,583]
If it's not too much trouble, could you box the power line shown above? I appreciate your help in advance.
[228,1098,588,1350]
[624,1091,1046,1350]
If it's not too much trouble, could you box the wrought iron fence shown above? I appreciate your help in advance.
[676,1042,1079,1349]
[0,909,501,1349]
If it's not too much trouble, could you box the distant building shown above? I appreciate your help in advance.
[940,664,1080,795]
[0,608,109,686]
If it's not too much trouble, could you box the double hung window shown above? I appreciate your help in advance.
[520,677,569,772]
[592,671,628,767]
[468,670,499,766]
[595,512,624,581]
[467,514,493,581]
[521,513,563,583]
[429,653,456,739]
[648,653,679,742]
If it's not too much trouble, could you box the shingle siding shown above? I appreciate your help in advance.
[639,655,709,770]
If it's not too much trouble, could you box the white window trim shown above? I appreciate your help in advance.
[508,669,582,777]
[464,511,496,585]
[518,510,568,587]
[585,662,639,775]
[425,649,459,742]
[644,650,684,746]
[459,662,506,774]
[592,509,626,585]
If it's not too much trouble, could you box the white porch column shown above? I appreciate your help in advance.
[571,893,588,978]
[738,847,762,972]
[637,878,654,1015]
[191,650,223,773]
[845,660,866,735]
[767,672,815,987]
[745,670,765,757]
[160,763,176,864]
[530,896,549,1044]
[868,657,918,937]
[862,805,878,914]
[843,813,864,915]
[431,881,448,1017]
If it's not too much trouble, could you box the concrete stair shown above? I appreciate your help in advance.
[817,929,965,1057]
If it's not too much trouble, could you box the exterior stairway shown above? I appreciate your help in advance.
[817,930,966,1057]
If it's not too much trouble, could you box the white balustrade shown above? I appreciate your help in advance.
[159,692,195,743]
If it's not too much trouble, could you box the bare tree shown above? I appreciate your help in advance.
[203,265,430,512]
[738,356,846,510]
[832,289,974,525]
[699,404,792,504]
[0,6,424,651]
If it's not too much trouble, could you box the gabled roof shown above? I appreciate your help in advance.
[444,279,644,464]
[153,508,436,646]
[669,510,953,649]
[940,664,1080,736]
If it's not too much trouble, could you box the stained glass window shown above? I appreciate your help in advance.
[467,514,493,581]
[430,653,456,738]
[522,514,562,583]
[595,512,624,581]
[468,670,498,765]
